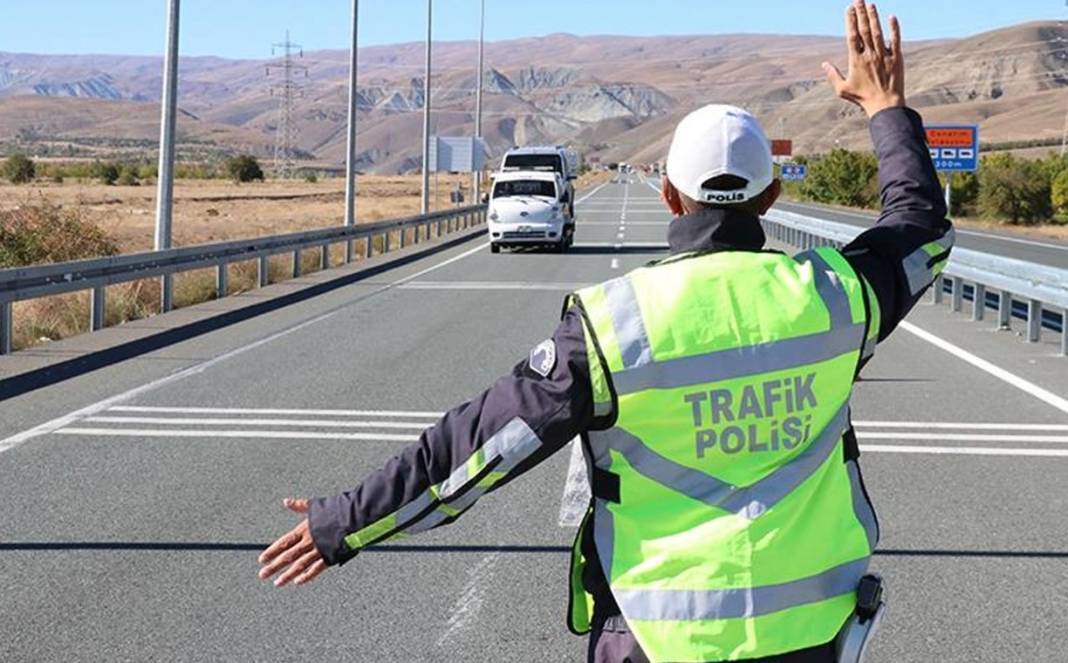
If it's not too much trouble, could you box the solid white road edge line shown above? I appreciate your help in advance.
[84,416,432,430]
[55,428,421,441]
[108,405,444,417]
[900,321,1068,415]
[858,432,1068,443]
[559,437,590,527]
[859,444,1068,457]
[855,421,1068,431]
[0,241,489,454]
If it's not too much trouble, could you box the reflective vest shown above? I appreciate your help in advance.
[567,247,881,662]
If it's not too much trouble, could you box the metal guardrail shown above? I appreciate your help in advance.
[0,205,487,354]
[764,209,1068,357]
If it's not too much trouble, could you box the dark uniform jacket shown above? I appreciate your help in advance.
[308,107,953,662]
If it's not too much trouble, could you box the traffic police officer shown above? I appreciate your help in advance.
[260,2,953,661]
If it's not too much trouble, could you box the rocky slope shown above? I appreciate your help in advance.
[0,21,1064,172]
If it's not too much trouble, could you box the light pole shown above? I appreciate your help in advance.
[344,0,360,262]
[473,0,485,202]
[154,0,180,312]
[420,0,432,215]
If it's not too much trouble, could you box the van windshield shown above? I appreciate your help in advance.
[493,180,557,199]
[503,154,562,173]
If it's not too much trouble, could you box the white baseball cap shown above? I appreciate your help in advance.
[666,104,774,204]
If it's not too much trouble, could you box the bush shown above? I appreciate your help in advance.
[303,172,318,183]
[0,198,120,268]
[93,160,121,186]
[978,153,1052,224]
[1052,169,1068,217]
[800,149,879,208]
[116,165,140,186]
[226,155,264,183]
[942,171,978,217]
[3,154,36,183]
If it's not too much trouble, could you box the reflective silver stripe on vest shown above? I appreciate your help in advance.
[594,498,616,582]
[903,228,955,296]
[796,250,854,330]
[611,325,865,395]
[439,416,542,498]
[592,404,849,519]
[846,460,879,550]
[603,276,654,369]
[612,556,869,621]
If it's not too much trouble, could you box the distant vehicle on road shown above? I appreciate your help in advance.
[487,170,574,254]
[500,145,579,217]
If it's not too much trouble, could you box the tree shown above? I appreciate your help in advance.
[1052,169,1068,217]
[3,154,36,184]
[800,149,879,208]
[226,155,265,183]
[978,153,1052,225]
[93,161,120,186]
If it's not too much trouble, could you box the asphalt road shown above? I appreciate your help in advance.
[775,199,1068,269]
[2,179,1067,662]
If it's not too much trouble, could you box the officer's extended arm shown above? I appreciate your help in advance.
[303,308,596,567]
[824,1,954,345]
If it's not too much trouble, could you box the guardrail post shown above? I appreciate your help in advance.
[216,262,228,298]
[933,277,944,305]
[1027,299,1042,343]
[90,286,106,331]
[972,284,986,321]
[292,250,302,278]
[400,227,407,249]
[998,291,1012,330]
[384,232,391,253]
[365,236,373,259]
[951,277,963,313]
[437,217,444,238]
[1061,310,1067,357]
[258,256,269,288]
[320,244,330,271]
[1,301,13,355]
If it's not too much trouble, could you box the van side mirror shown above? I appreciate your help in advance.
[567,175,577,181]
[480,193,490,204]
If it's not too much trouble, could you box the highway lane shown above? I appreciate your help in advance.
[776,199,1068,269]
[2,180,1068,662]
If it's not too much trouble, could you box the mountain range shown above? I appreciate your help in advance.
[0,20,1065,173]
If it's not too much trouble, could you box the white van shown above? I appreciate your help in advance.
[500,146,579,217]
[487,171,574,254]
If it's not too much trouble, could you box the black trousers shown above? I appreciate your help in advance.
[587,616,837,663]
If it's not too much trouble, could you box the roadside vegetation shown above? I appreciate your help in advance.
[780,150,1068,227]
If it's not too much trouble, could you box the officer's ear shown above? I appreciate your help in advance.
[755,179,783,216]
[661,176,685,217]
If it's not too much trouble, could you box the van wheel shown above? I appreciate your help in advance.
[490,243,501,254]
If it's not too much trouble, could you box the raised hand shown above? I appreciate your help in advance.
[822,0,906,118]
[257,498,328,588]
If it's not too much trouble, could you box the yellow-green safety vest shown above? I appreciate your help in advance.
[566,247,882,662]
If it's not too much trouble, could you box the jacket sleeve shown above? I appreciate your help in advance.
[307,307,595,566]
[841,107,955,347]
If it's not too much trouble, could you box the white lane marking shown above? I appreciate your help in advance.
[860,444,1068,457]
[558,438,590,527]
[0,242,490,454]
[109,406,444,417]
[900,321,1068,415]
[647,181,662,194]
[855,421,1068,431]
[574,242,667,249]
[578,222,665,226]
[84,416,433,430]
[436,551,502,650]
[399,281,586,291]
[780,202,1068,252]
[858,432,1068,444]
[611,258,620,270]
[575,182,610,205]
[617,233,626,239]
[55,428,421,441]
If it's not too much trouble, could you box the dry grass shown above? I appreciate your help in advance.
[2,174,482,351]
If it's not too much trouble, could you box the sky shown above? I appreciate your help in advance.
[0,0,1064,59]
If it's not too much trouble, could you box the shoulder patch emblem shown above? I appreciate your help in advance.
[529,339,557,378]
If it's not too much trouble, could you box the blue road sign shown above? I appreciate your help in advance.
[925,125,979,172]
[781,163,807,181]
